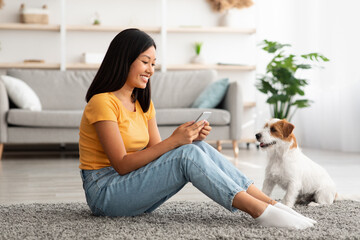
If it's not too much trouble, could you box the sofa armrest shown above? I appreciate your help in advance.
[0,80,9,143]
[223,81,243,140]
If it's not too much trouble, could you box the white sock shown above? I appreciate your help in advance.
[274,202,317,224]
[255,205,314,229]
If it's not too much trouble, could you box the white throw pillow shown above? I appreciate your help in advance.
[1,75,42,111]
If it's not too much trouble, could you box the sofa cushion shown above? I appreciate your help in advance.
[151,70,217,109]
[7,108,230,127]
[1,75,42,111]
[6,69,96,110]
[7,109,83,128]
[191,78,229,108]
[156,108,230,125]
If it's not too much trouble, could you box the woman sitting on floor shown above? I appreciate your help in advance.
[78,28,316,229]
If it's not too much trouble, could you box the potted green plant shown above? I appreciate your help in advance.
[256,40,329,121]
[92,12,101,25]
[191,42,205,64]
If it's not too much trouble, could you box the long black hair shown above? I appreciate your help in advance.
[85,28,156,112]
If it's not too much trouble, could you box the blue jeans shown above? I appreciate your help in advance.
[80,141,253,217]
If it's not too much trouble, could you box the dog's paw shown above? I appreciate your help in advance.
[308,202,320,207]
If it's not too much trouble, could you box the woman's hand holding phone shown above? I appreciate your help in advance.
[192,112,212,141]
[170,112,212,146]
[192,112,211,125]
[194,120,211,141]
[170,121,206,147]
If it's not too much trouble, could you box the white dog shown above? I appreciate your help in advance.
[255,118,359,207]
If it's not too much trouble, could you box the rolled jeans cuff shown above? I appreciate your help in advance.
[229,179,254,212]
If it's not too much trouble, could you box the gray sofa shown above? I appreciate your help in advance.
[0,69,243,159]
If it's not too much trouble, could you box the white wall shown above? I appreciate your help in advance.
[300,0,360,152]
[255,0,360,152]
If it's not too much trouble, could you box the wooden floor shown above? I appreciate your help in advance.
[0,145,359,205]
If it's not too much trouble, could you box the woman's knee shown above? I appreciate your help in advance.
[177,143,200,153]
[175,144,205,162]
[193,140,207,148]
[193,141,215,153]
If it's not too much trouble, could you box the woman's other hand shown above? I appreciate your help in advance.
[194,120,211,141]
[170,121,205,147]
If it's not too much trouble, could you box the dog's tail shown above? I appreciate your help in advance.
[335,193,360,202]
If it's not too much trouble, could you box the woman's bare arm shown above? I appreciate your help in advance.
[147,117,162,147]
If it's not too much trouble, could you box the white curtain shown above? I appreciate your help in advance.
[255,0,360,152]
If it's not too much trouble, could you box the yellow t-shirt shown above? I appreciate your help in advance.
[79,92,155,170]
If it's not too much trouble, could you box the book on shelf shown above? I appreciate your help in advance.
[217,62,248,66]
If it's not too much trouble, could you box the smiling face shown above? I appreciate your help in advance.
[126,46,156,89]
[255,119,297,150]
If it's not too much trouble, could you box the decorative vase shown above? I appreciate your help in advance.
[219,9,240,27]
[191,54,205,64]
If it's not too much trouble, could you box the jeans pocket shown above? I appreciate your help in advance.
[80,171,93,186]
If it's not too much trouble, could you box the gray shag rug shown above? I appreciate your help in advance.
[0,201,359,239]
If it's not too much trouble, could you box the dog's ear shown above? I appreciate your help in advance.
[282,120,295,138]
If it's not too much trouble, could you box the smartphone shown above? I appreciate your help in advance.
[193,111,212,125]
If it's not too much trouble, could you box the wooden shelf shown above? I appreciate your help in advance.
[167,64,256,71]
[66,63,162,70]
[1,61,255,72]
[65,25,254,34]
[66,25,161,33]
[0,62,60,69]
[0,23,60,31]
[66,63,100,70]
[1,62,255,71]
[167,26,256,34]
[0,23,254,34]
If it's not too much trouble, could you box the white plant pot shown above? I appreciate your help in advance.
[191,54,205,64]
